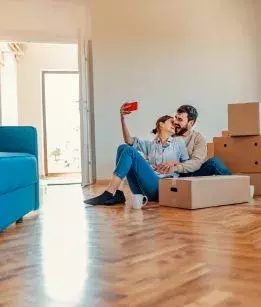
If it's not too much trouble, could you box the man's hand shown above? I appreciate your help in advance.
[156,164,175,174]
[164,160,179,167]
[154,160,179,174]
[120,103,132,118]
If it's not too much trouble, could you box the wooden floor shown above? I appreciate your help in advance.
[1,184,261,306]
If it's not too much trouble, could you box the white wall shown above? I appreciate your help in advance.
[0,50,18,125]
[17,43,78,175]
[0,0,89,43]
[90,0,261,179]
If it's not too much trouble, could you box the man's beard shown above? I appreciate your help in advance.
[175,125,189,136]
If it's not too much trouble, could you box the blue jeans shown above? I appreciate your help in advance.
[114,144,159,201]
[180,157,232,177]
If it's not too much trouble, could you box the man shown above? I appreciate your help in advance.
[156,105,232,176]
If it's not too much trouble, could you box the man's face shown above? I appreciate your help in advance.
[174,112,194,136]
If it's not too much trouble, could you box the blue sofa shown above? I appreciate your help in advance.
[0,126,39,231]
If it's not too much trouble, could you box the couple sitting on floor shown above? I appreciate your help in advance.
[84,104,231,206]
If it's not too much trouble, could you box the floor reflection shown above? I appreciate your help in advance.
[40,185,88,304]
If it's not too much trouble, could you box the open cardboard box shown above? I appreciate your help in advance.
[159,175,250,209]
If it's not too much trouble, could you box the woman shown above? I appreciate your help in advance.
[84,103,189,205]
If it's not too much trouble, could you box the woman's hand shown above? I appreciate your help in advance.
[120,103,132,118]
[151,164,157,171]
[120,103,135,145]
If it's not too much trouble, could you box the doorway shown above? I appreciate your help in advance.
[42,71,81,181]
[0,38,95,187]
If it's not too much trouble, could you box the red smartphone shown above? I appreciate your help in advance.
[123,101,138,112]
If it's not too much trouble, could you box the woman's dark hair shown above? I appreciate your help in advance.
[151,115,173,134]
[177,105,198,123]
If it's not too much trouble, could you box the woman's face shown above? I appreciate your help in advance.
[159,118,175,134]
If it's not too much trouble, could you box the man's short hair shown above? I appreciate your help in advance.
[177,105,198,123]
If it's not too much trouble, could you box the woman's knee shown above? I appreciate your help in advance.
[117,144,136,155]
[117,144,129,155]
[116,144,137,163]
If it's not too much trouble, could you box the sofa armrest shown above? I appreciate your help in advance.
[0,126,38,158]
[0,126,40,211]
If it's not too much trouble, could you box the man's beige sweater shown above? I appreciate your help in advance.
[175,130,207,174]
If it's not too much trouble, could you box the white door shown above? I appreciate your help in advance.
[78,33,95,187]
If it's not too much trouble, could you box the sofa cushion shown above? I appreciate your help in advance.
[0,152,38,196]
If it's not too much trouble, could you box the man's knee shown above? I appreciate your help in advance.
[206,157,219,165]
[206,157,232,175]
[207,157,224,167]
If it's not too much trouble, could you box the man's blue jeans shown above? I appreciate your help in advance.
[180,157,232,177]
[114,144,159,201]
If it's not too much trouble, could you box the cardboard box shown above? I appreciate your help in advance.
[228,102,261,136]
[222,130,229,137]
[207,142,214,159]
[214,136,261,173]
[159,175,250,209]
[234,173,261,196]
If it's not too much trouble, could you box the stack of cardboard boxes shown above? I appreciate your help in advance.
[214,102,261,196]
[159,102,257,209]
